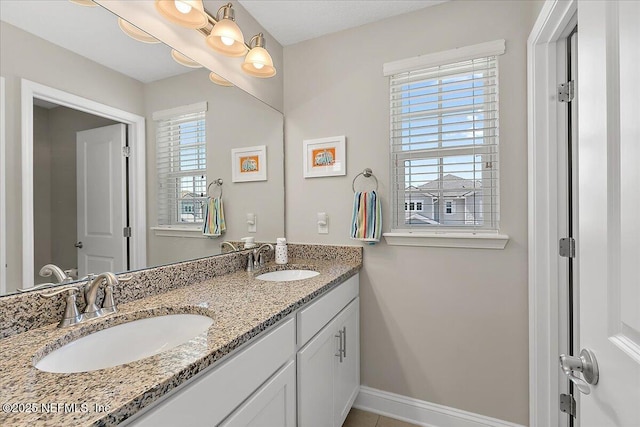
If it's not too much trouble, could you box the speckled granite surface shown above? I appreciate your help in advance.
[0,244,362,427]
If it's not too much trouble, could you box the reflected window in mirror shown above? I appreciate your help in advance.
[153,102,208,226]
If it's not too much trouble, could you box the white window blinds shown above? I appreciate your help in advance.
[389,54,500,232]
[155,104,207,226]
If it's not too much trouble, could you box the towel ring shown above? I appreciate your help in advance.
[352,168,378,193]
[207,178,223,198]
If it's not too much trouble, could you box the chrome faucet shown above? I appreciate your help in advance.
[41,272,131,327]
[246,244,274,272]
[254,244,274,268]
[84,272,118,319]
[39,264,72,284]
[221,241,239,252]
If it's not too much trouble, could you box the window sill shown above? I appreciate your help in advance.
[383,232,509,249]
[151,226,206,239]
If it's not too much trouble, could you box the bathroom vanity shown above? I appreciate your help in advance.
[0,245,362,427]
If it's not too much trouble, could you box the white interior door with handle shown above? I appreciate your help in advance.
[577,1,640,425]
[76,124,127,278]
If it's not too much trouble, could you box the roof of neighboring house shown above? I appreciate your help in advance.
[407,174,481,198]
[404,212,440,225]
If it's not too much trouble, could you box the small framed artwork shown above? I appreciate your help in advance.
[232,145,267,182]
[303,136,346,178]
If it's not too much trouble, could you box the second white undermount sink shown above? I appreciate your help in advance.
[256,269,319,282]
[35,314,213,373]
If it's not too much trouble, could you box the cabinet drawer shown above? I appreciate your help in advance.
[297,273,359,346]
[127,317,295,427]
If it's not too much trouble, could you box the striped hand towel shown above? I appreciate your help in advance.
[202,197,226,237]
[350,190,382,244]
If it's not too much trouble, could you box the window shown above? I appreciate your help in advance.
[385,41,504,233]
[154,102,207,226]
[445,200,455,215]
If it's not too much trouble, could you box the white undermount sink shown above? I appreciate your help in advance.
[255,269,319,282]
[35,314,213,373]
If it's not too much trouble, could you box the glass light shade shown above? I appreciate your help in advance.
[242,47,276,78]
[69,0,97,6]
[171,50,202,68]
[206,19,246,57]
[209,72,234,87]
[118,18,160,44]
[155,0,208,29]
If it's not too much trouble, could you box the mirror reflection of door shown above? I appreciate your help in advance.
[76,124,128,279]
[33,101,128,284]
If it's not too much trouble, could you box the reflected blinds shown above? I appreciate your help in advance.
[155,108,207,226]
[390,56,500,231]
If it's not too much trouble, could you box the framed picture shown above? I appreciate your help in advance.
[231,145,267,182]
[303,136,346,178]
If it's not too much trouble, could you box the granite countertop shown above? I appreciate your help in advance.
[0,258,361,427]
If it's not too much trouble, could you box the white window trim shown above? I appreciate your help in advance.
[383,40,509,249]
[383,39,506,76]
[151,226,207,239]
[383,232,509,249]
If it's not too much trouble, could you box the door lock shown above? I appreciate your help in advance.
[559,348,599,395]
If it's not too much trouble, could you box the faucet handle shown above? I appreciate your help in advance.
[116,275,133,282]
[41,285,80,298]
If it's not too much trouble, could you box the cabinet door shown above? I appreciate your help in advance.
[334,298,360,427]
[297,315,342,427]
[220,360,296,427]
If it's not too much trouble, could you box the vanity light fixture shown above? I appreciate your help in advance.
[171,49,203,68]
[118,18,161,44]
[242,33,276,78]
[155,0,208,29]
[69,0,96,6]
[205,3,247,57]
[209,72,234,87]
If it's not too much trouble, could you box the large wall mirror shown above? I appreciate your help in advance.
[0,1,284,295]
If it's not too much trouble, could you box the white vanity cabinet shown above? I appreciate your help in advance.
[124,273,359,427]
[297,274,360,427]
[126,318,296,427]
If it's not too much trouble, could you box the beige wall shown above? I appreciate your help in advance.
[283,1,540,424]
[144,68,284,267]
[0,21,145,292]
[33,106,52,284]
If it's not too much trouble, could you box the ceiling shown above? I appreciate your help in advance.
[238,0,447,46]
[1,0,446,83]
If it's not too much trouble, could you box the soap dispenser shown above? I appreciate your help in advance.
[275,238,288,265]
[241,236,257,249]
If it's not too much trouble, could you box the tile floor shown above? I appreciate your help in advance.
[342,408,419,427]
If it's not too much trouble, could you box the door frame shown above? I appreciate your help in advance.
[20,79,146,287]
[527,1,577,426]
[0,76,6,294]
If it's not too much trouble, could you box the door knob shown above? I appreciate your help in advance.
[559,348,599,395]
[74,241,83,249]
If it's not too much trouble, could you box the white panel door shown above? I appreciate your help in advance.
[577,1,640,425]
[76,124,126,277]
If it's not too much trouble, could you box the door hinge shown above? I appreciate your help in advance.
[123,227,132,238]
[559,237,576,258]
[560,393,576,418]
[558,81,575,103]
[122,146,131,157]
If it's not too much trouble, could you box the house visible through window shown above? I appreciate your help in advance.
[386,42,503,231]
[154,102,208,226]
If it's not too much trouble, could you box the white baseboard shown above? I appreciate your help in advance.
[354,386,526,427]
